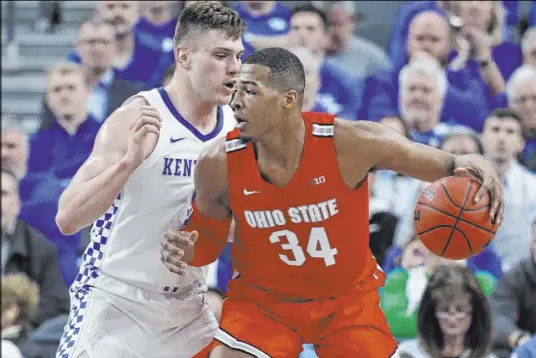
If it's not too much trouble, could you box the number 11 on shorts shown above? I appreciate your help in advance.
[269,227,338,267]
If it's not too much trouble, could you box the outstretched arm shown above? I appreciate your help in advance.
[335,119,504,225]
[161,138,232,272]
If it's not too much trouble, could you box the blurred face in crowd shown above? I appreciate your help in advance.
[289,11,328,56]
[1,129,28,179]
[441,134,480,156]
[97,1,139,39]
[481,116,525,164]
[1,172,20,234]
[400,70,443,133]
[435,290,473,337]
[407,12,451,65]
[454,0,494,32]
[75,22,116,75]
[46,70,90,121]
[242,1,275,13]
[290,48,321,111]
[327,7,355,52]
[523,31,536,67]
[509,80,536,132]
[178,29,243,105]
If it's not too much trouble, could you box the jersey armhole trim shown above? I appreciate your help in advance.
[226,138,247,153]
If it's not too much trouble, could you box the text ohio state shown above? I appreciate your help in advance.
[244,199,339,228]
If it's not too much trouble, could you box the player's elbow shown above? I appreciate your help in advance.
[55,210,78,235]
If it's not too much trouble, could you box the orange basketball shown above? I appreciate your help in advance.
[413,176,499,260]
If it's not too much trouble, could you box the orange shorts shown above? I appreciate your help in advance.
[205,274,398,358]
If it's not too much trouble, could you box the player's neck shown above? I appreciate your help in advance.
[165,81,218,131]
[256,113,305,167]
[442,334,466,356]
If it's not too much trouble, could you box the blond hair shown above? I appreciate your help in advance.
[46,62,87,87]
[1,273,40,323]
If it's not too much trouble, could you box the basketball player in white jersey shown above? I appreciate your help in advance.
[54,3,245,357]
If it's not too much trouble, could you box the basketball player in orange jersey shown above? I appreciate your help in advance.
[161,47,505,358]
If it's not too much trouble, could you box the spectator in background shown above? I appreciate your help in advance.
[68,1,173,89]
[398,58,450,147]
[1,120,80,286]
[491,219,536,358]
[480,108,536,271]
[506,66,536,172]
[451,1,521,82]
[1,274,38,358]
[363,11,493,132]
[287,4,363,120]
[398,265,496,358]
[287,47,327,112]
[325,1,391,79]
[29,63,99,187]
[381,245,496,340]
[136,1,177,51]
[521,28,536,68]
[43,16,142,128]
[1,167,70,328]
[234,1,291,40]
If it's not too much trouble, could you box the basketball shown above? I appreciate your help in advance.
[413,176,499,260]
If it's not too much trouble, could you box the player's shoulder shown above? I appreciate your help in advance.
[333,118,392,150]
[198,137,227,171]
[104,95,150,130]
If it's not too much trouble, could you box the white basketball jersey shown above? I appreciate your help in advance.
[74,88,236,294]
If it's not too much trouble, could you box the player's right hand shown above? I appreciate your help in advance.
[123,105,162,168]
[160,229,198,276]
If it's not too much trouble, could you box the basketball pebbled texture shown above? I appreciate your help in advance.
[414,176,499,260]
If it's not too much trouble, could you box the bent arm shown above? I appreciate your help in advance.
[182,138,233,267]
[55,98,155,235]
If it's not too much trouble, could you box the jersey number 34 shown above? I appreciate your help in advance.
[269,228,338,267]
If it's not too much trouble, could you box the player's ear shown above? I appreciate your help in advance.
[175,45,191,69]
[282,90,298,108]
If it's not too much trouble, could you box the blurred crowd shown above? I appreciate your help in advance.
[1,1,536,358]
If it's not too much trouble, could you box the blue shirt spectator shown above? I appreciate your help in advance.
[530,1,536,27]
[27,116,100,185]
[234,1,291,38]
[511,335,536,358]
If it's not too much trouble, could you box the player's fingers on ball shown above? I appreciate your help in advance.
[189,231,198,245]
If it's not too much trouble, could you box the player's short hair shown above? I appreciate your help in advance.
[418,265,492,358]
[243,47,306,106]
[173,1,245,49]
[291,4,328,30]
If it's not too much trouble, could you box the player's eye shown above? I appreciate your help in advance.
[215,53,226,59]
[245,88,255,95]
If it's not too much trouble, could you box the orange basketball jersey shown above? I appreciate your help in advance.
[225,112,381,300]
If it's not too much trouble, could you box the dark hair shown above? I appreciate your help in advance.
[291,4,328,30]
[487,107,523,126]
[174,1,245,49]
[440,126,484,155]
[417,265,492,358]
[243,47,306,106]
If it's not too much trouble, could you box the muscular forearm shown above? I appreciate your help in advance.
[56,159,135,235]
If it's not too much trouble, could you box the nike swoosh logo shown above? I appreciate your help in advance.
[243,189,261,196]
[170,137,187,143]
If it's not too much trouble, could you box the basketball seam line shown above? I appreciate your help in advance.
[440,181,473,256]
[416,202,497,234]
[440,180,490,212]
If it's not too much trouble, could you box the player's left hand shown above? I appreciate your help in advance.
[160,229,198,276]
[453,154,504,226]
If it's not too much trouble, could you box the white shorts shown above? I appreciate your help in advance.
[56,275,218,358]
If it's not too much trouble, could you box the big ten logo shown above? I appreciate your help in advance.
[421,187,437,201]
[308,176,326,187]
